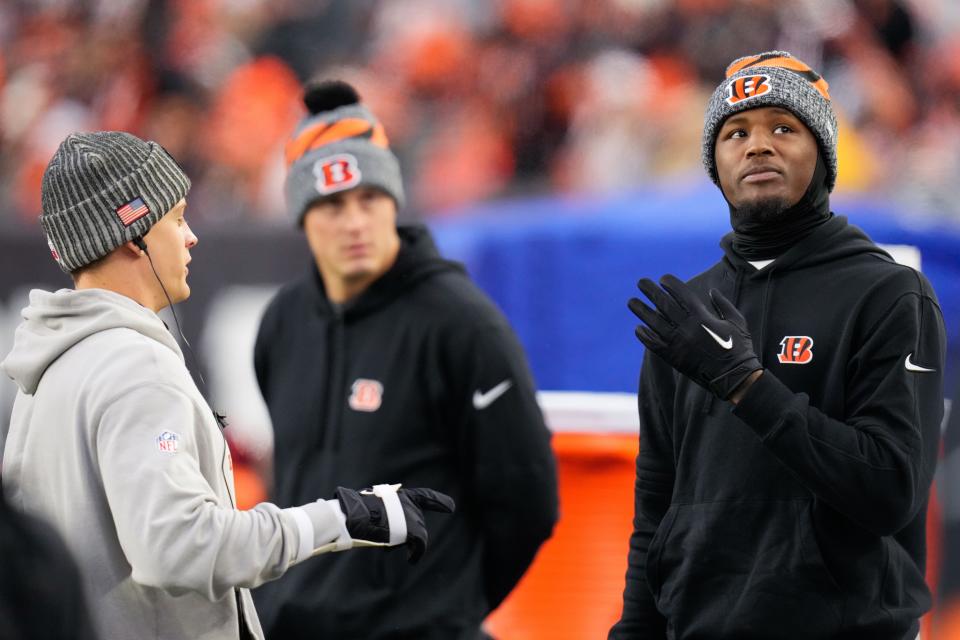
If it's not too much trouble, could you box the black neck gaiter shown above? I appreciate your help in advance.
[727,153,831,260]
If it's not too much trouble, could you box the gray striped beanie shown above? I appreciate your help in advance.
[702,51,838,192]
[284,81,404,226]
[40,131,191,273]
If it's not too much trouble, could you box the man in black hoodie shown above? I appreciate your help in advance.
[611,51,946,639]
[251,81,559,640]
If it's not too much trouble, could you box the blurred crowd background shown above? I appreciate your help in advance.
[5,2,960,636]
[2,0,960,226]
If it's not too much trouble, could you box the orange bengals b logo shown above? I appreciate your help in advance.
[313,154,361,195]
[778,336,814,364]
[726,75,772,105]
[349,378,383,412]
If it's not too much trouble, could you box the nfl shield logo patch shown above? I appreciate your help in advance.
[156,430,180,453]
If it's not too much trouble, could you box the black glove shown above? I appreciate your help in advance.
[335,484,455,564]
[628,273,762,399]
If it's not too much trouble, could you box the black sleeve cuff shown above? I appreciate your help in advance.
[731,370,800,440]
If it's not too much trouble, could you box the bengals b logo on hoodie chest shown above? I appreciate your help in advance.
[349,378,383,412]
[778,336,814,364]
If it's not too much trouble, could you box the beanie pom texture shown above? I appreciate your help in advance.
[303,80,361,115]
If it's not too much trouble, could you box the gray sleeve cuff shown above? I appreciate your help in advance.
[283,500,352,564]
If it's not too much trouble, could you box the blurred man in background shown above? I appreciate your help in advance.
[1,131,453,640]
[0,490,98,640]
[613,51,945,639]
[252,81,559,639]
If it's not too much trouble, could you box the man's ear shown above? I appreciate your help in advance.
[123,240,145,257]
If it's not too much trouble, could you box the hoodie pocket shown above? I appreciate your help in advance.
[878,536,929,620]
[650,499,845,638]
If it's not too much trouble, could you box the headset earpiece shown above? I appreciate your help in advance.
[133,237,148,253]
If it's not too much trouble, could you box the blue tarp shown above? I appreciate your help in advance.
[430,184,960,392]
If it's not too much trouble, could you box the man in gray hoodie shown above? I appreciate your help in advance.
[0,131,454,640]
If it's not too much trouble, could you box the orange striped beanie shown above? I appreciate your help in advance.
[702,51,838,191]
[285,81,404,225]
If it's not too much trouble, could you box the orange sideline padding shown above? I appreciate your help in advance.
[485,432,945,640]
[485,432,638,639]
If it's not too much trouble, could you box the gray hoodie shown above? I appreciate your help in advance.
[2,288,350,640]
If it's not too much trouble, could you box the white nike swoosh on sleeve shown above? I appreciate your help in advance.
[904,353,935,373]
[473,379,513,410]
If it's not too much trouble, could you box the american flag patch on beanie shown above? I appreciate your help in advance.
[116,196,150,226]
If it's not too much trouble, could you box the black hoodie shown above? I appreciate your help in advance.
[252,225,558,639]
[612,216,945,639]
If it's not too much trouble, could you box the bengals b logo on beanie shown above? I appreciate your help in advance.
[284,81,405,226]
[701,51,839,192]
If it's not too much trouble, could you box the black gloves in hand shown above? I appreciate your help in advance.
[335,485,455,564]
[628,274,762,400]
